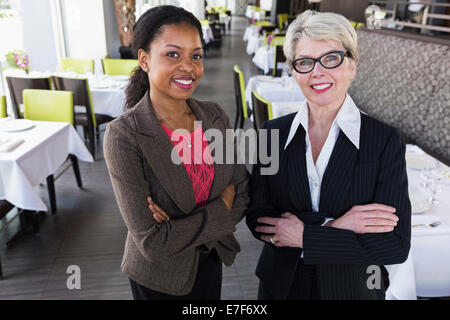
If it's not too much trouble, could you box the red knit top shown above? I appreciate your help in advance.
[162,124,214,207]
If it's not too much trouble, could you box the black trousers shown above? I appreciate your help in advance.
[129,249,222,300]
[258,260,320,300]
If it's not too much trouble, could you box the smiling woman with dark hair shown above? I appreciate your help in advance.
[103,5,249,300]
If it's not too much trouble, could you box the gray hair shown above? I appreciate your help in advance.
[283,10,358,72]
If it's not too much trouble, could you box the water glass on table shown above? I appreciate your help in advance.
[281,66,289,86]
[84,66,93,78]
[419,158,441,205]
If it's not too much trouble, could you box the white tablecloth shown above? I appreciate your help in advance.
[245,75,305,109]
[245,7,266,21]
[6,72,127,119]
[202,26,214,45]
[252,46,287,74]
[0,120,94,211]
[219,13,229,25]
[88,76,126,118]
[246,32,264,55]
[270,101,303,119]
[243,26,253,42]
[385,145,450,299]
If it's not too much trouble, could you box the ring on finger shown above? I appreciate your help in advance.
[270,235,277,245]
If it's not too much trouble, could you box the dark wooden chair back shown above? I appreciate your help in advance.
[52,76,96,157]
[52,76,94,126]
[6,77,51,119]
[273,45,287,77]
[208,13,219,22]
[0,200,15,280]
[252,91,271,131]
[0,200,14,221]
[259,25,277,35]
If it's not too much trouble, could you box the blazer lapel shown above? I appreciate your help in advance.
[285,126,312,211]
[186,98,227,201]
[132,92,225,214]
[319,130,358,216]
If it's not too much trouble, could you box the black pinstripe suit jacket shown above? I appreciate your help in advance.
[246,112,411,300]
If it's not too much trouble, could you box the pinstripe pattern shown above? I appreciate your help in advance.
[246,112,411,300]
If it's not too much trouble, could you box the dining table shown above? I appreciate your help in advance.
[86,74,127,118]
[219,13,230,26]
[6,71,127,119]
[0,119,94,212]
[244,26,264,55]
[252,45,288,75]
[202,25,214,45]
[387,145,450,299]
[245,75,305,110]
[245,6,266,21]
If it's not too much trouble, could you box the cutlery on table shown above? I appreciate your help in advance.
[412,221,441,228]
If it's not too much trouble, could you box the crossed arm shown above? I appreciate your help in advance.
[246,127,411,265]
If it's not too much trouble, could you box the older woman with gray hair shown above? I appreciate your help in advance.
[246,10,411,300]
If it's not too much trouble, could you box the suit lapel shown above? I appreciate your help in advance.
[132,91,223,214]
[285,126,312,211]
[319,130,358,216]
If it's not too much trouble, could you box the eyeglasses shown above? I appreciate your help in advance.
[292,51,349,74]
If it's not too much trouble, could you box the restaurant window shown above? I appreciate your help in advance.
[0,0,23,59]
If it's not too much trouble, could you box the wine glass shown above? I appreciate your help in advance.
[430,162,450,189]
[84,65,93,78]
[419,158,440,205]
[281,66,289,86]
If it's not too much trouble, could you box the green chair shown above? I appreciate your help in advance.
[233,65,251,130]
[200,19,210,27]
[6,76,51,119]
[101,53,111,73]
[60,58,95,74]
[269,36,285,47]
[251,91,273,131]
[102,58,139,76]
[277,13,288,30]
[22,89,83,215]
[23,89,74,125]
[254,21,273,27]
[0,96,6,118]
[52,76,114,159]
[264,32,285,46]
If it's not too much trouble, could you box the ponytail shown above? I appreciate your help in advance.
[125,67,149,110]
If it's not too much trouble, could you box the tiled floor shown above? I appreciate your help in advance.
[0,16,264,300]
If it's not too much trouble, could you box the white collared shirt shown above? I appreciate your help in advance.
[284,94,361,256]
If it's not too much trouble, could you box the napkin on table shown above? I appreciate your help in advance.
[0,138,24,152]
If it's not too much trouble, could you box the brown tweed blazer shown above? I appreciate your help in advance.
[103,91,249,295]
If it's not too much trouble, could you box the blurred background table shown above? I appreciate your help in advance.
[0,120,93,211]
[245,75,305,110]
[252,46,287,75]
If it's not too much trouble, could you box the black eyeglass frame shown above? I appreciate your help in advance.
[291,50,350,74]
